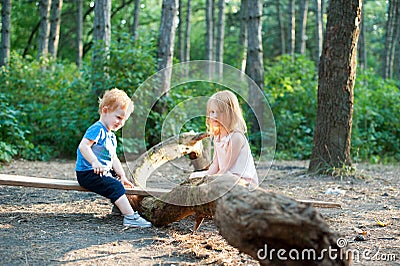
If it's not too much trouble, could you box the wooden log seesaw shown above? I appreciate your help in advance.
[0,132,348,265]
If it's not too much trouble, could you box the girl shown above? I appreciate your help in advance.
[190,90,258,185]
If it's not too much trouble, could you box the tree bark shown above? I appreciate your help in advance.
[48,0,63,59]
[276,0,285,55]
[297,0,309,55]
[38,0,51,59]
[1,0,11,67]
[215,0,225,76]
[158,0,178,94]
[237,0,248,73]
[129,175,351,266]
[383,0,399,79]
[184,0,191,63]
[92,0,111,96]
[288,0,295,58]
[205,0,214,77]
[246,0,264,148]
[76,0,83,68]
[309,0,362,173]
[358,0,366,71]
[131,0,141,42]
[315,0,323,64]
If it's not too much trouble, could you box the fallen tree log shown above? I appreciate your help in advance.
[129,175,350,266]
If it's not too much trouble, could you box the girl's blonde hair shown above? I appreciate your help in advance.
[99,88,134,115]
[206,90,247,136]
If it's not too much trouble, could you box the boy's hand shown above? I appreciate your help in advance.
[91,161,105,175]
[120,176,134,188]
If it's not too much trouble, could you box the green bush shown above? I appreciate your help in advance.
[352,71,400,163]
[264,55,318,159]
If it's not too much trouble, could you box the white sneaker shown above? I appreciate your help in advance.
[123,212,152,228]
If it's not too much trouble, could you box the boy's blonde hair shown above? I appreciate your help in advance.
[99,88,134,115]
[206,90,247,136]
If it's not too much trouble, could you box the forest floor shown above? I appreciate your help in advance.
[0,158,399,265]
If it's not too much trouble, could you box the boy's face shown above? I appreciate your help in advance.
[101,106,130,131]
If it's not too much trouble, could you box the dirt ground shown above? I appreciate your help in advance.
[0,158,399,265]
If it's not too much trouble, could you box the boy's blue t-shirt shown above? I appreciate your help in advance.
[76,121,117,171]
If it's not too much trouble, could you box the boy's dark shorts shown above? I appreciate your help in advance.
[76,170,126,203]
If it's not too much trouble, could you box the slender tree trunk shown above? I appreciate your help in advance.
[238,0,248,73]
[131,0,140,42]
[276,0,285,55]
[38,0,51,59]
[48,0,63,59]
[76,0,83,68]
[205,0,214,77]
[315,0,323,65]
[246,0,264,148]
[398,2,400,82]
[309,0,362,173]
[158,0,178,94]
[358,0,366,71]
[297,0,309,54]
[1,0,11,67]
[288,0,296,58]
[321,0,326,36]
[389,0,400,79]
[92,0,111,96]
[383,0,398,79]
[184,0,191,62]
[215,0,225,76]
[177,0,184,62]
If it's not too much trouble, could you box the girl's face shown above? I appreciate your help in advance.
[101,106,129,131]
[208,101,228,133]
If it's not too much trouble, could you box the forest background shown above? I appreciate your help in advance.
[0,0,399,167]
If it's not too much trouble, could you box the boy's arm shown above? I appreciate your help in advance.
[78,138,104,175]
[112,155,134,188]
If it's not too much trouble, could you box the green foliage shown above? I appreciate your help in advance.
[264,55,318,159]
[0,34,159,162]
[263,55,400,163]
[352,71,400,163]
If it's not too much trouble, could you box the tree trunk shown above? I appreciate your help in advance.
[389,0,400,79]
[315,0,323,65]
[205,0,214,77]
[358,0,366,71]
[38,0,51,59]
[237,0,248,73]
[383,0,399,79]
[76,0,83,68]
[177,0,184,62]
[215,0,225,76]
[276,0,285,55]
[131,0,141,42]
[129,175,351,266]
[48,0,63,59]
[246,0,264,148]
[297,0,309,55]
[1,0,11,67]
[92,0,111,96]
[288,0,295,58]
[158,0,178,94]
[184,0,191,63]
[309,0,362,173]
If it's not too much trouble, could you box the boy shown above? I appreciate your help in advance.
[76,88,151,228]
